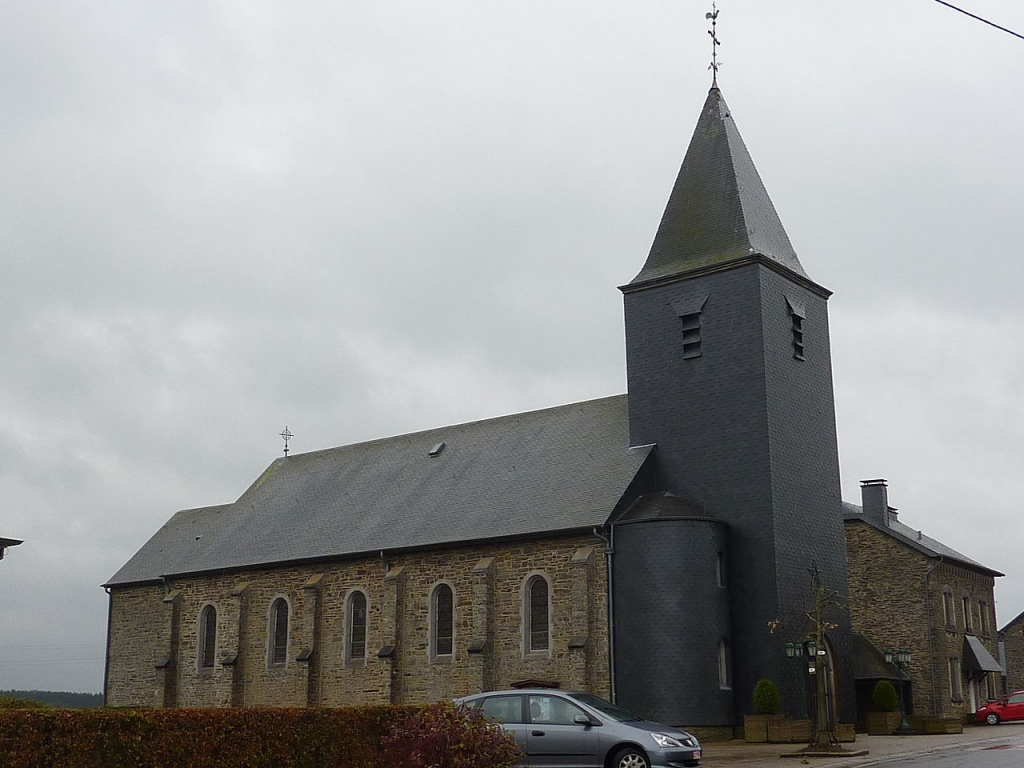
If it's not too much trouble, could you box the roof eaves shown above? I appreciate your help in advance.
[146,525,606,583]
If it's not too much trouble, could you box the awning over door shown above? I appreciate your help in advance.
[850,633,910,681]
[963,635,1003,674]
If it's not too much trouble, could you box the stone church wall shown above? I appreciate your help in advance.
[106,584,169,707]
[105,532,609,708]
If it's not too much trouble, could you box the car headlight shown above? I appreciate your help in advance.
[651,733,685,748]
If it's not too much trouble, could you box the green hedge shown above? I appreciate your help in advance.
[0,703,517,768]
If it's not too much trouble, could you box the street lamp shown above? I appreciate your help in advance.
[783,641,818,722]
[884,648,914,734]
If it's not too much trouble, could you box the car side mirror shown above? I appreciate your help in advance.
[574,714,595,726]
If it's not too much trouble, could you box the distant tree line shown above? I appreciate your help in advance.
[0,690,103,708]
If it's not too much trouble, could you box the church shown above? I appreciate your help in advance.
[106,81,972,734]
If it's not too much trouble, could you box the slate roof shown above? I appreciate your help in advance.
[963,634,1003,674]
[850,632,909,681]
[843,501,1003,577]
[999,610,1024,635]
[629,87,808,288]
[106,395,652,586]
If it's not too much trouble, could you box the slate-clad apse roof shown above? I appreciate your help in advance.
[629,87,807,287]
[107,395,652,586]
[843,501,1003,577]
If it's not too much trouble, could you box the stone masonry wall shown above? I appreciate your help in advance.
[106,584,168,707]
[1001,614,1024,694]
[845,521,999,720]
[105,532,609,707]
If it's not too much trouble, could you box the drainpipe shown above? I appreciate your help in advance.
[103,586,112,706]
[594,526,616,703]
[924,557,945,716]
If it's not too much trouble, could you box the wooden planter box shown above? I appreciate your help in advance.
[924,718,963,734]
[905,715,963,734]
[743,714,783,743]
[866,711,902,735]
[838,723,857,742]
[769,718,812,743]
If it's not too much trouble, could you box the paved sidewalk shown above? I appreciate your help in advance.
[701,723,1024,766]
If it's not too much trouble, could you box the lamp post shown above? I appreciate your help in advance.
[884,648,914,734]
[785,642,806,719]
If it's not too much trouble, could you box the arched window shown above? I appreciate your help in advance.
[269,598,289,667]
[431,583,454,658]
[199,604,217,669]
[347,590,367,662]
[525,575,550,653]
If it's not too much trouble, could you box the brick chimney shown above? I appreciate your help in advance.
[859,479,890,526]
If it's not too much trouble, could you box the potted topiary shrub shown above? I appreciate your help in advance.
[866,680,902,735]
[744,678,783,742]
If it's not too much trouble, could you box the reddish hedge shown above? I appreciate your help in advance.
[381,702,519,768]
[0,705,404,768]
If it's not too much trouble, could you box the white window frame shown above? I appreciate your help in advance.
[429,581,455,661]
[345,589,369,664]
[267,596,290,668]
[522,572,552,658]
[197,603,217,672]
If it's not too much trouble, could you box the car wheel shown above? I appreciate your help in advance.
[612,746,651,768]
[986,713,1001,725]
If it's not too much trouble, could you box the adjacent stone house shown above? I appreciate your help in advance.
[845,479,1003,722]
[999,611,1024,695]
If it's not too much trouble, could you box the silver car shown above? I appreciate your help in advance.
[456,689,702,768]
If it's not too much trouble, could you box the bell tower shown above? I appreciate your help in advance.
[616,86,854,725]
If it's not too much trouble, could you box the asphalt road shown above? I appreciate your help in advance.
[858,732,1024,768]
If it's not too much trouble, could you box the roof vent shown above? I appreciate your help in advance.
[428,441,446,457]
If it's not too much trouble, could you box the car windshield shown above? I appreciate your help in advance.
[570,693,643,722]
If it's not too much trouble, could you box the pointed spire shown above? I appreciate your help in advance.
[628,88,808,288]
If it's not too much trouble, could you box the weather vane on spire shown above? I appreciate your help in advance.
[279,425,293,456]
[706,2,721,87]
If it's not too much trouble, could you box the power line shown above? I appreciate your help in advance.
[1,644,105,652]
[931,0,1024,41]
[0,663,103,667]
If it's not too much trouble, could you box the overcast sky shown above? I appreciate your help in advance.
[2,0,1022,694]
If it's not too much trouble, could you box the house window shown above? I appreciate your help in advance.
[786,297,806,360]
[948,657,963,701]
[962,596,973,634]
[718,638,732,689]
[269,598,289,667]
[716,552,726,588]
[986,673,997,701]
[347,590,367,662]
[942,589,955,631]
[431,583,454,658]
[198,604,217,669]
[979,601,989,636]
[525,575,550,653]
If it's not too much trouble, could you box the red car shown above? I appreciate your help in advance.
[977,691,1024,725]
